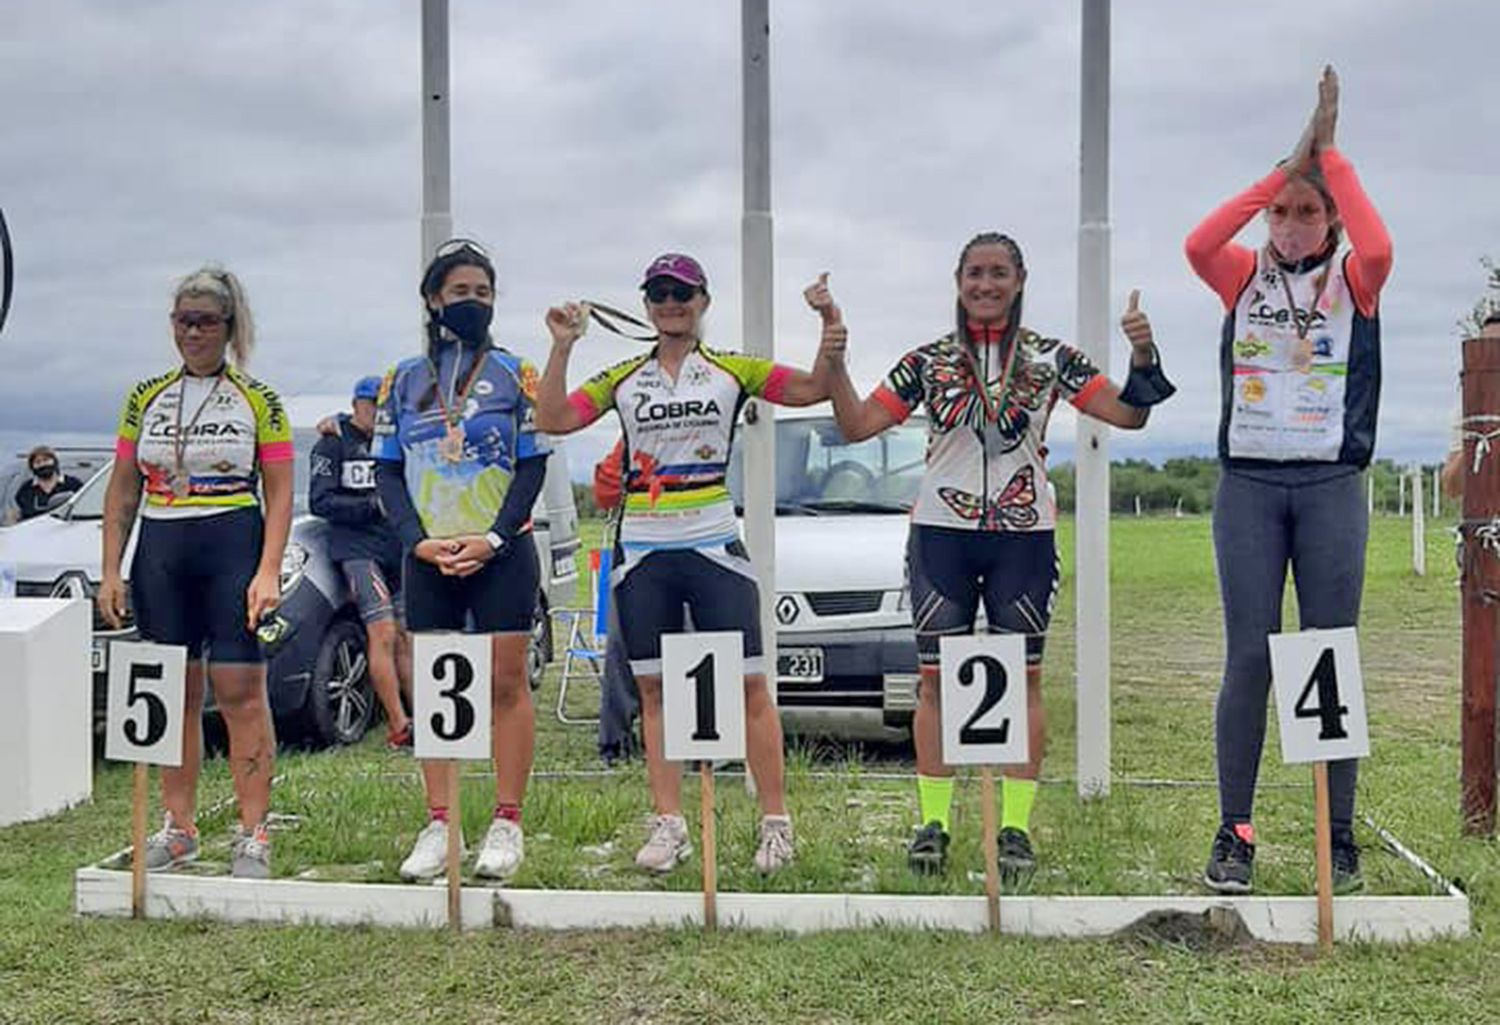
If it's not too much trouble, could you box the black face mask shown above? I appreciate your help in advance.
[33,464,57,480]
[436,300,493,348]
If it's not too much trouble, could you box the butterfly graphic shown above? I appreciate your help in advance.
[938,466,1039,530]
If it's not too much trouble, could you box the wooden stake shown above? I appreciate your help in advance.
[1313,761,1334,951]
[1460,333,1500,835]
[131,762,148,920]
[980,767,1000,935]
[446,760,461,932]
[701,762,717,932]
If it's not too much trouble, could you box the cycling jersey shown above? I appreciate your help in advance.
[372,345,550,539]
[567,343,792,552]
[873,328,1104,532]
[115,365,293,520]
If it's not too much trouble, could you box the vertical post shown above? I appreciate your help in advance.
[1313,762,1334,951]
[980,767,1001,934]
[421,0,453,262]
[1461,334,1500,835]
[1412,467,1426,576]
[741,0,778,775]
[701,762,718,931]
[1367,473,1374,516]
[1435,466,1442,519]
[446,760,462,931]
[1075,0,1112,798]
[1398,473,1406,517]
[131,763,148,920]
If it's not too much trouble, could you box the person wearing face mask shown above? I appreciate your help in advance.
[1184,67,1392,896]
[372,239,551,884]
[15,445,84,520]
[820,234,1171,884]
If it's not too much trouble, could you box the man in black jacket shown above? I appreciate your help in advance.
[15,446,83,520]
[310,377,413,747]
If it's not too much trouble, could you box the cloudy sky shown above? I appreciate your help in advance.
[1,0,1496,471]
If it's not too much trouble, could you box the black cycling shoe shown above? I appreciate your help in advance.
[1204,823,1255,894]
[1331,829,1364,895]
[907,821,951,876]
[998,827,1036,888]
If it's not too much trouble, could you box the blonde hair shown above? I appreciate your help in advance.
[173,265,255,367]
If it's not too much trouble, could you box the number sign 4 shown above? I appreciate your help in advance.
[662,632,746,762]
[105,642,186,766]
[939,635,1029,767]
[1269,627,1370,764]
[413,634,493,761]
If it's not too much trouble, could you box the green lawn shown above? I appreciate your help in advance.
[3,515,1497,1024]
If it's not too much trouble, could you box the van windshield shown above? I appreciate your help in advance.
[727,415,924,514]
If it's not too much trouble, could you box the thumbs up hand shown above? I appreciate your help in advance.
[1120,289,1154,355]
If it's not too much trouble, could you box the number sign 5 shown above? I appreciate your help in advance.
[105,642,186,766]
[939,635,1029,766]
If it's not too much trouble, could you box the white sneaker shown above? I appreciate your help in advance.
[474,818,524,880]
[635,814,692,874]
[400,819,460,882]
[754,815,794,874]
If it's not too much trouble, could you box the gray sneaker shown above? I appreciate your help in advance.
[635,814,692,874]
[753,815,794,874]
[141,814,199,872]
[230,823,272,879]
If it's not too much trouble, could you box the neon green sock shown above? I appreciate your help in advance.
[917,775,954,832]
[1001,777,1038,834]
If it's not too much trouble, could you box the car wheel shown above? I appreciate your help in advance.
[303,617,376,747]
[527,594,552,692]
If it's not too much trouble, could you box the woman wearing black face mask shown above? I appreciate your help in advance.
[15,445,83,520]
[371,239,551,884]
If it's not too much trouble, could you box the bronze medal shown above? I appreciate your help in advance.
[439,421,465,463]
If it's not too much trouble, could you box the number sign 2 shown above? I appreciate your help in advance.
[105,642,186,766]
[1269,627,1370,764]
[414,634,492,760]
[662,632,746,762]
[939,635,1029,766]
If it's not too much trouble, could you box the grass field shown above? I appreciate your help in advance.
[2,514,1497,1024]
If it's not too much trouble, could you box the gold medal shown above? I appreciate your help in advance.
[439,421,465,463]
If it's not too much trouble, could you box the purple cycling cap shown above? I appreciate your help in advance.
[639,253,707,290]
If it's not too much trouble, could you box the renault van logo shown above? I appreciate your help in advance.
[775,595,799,625]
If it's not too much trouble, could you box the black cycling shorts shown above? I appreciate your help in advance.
[613,542,764,677]
[131,507,265,664]
[341,558,402,625]
[905,525,1059,668]
[403,535,539,634]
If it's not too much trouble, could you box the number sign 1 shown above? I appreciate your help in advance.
[662,632,746,762]
[1269,627,1370,764]
[105,641,186,766]
[939,635,1029,766]
[413,634,493,761]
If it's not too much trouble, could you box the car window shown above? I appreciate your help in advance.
[727,415,926,512]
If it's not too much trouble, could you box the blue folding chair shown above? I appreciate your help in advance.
[555,547,612,725]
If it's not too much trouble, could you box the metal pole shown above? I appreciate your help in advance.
[421,0,453,263]
[1398,473,1406,517]
[741,0,779,781]
[1411,466,1426,576]
[1075,0,1112,798]
[1434,466,1442,518]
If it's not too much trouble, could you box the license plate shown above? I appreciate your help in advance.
[91,638,108,673]
[777,647,823,683]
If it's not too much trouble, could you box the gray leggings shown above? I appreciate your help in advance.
[1212,467,1366,831]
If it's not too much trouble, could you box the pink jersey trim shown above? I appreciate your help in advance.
[1068,374,1110,411]
[871,385,912,424]
[258,441,295,464]
[567,389,603,426]
[1183,167,1288,310]
[760,364,794,403]
[1318,148,1392,317]
[115,437,137,462]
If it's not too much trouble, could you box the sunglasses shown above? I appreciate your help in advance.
[172,311,228,330]
[434,237,491,260]
[644,280,700,304]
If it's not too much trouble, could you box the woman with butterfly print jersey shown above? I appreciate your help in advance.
[822,232,1174,883]
[1185,67,1391,897]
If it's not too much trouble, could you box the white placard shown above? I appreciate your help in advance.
[413,634,492,761]
[1270,627,1370,764]
[104,641,186,766]
[662,632,745,762]
[939,635,1029,766]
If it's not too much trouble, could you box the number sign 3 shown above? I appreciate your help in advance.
[1269,627,1370,764]
[939,635,1029,766]
[413,634,493,760]
[662,632,746,762]
[105,641,186,766]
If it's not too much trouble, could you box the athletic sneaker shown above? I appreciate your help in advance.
[1332,830,1364,895]
[400,819,460,882]
[998,827,1036,887]
[141,814,199,872]
[907,821,950,876]
[230,822,272,879]
[753,815,795,874]
[1204,823,1255,894]
[635,814,692,874]
[474,818,524,880]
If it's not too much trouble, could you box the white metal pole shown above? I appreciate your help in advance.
[1367,473,1374,516]
[742,0,779,742]
[421,0,453,264]
[1434,466,1441,518]
[1075,0,1112,799]
[1412,467,1426,576]
[1399,473,1406,517]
